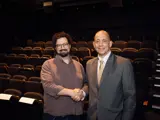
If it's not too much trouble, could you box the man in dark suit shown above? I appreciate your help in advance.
[86,30,136,120]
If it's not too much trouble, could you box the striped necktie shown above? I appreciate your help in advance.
[98,60,104,85]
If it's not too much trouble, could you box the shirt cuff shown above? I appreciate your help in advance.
[81,90,86,101]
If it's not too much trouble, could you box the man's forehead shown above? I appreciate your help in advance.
[96,31,109,36]
[56,37,68,43]
[94,31,110,40]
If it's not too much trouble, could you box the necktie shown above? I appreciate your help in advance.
[98,60,104,85]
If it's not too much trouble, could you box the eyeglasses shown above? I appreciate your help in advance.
[56,43,69,48]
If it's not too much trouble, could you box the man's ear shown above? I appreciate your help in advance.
[109,41,113,48]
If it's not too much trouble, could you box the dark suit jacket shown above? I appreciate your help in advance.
[86,53,136,120]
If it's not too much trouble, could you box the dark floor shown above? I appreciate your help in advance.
[133,109,160,120]
[145,112,160,120]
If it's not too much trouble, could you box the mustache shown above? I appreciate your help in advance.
[60,49,67,52]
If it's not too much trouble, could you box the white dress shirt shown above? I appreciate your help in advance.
[97,51,111,77]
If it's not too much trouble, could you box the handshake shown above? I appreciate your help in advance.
[71,88,85,102]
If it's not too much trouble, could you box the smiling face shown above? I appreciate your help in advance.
[93,30,112,57]
[55,37,71,57]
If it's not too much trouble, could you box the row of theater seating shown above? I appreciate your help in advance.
[0,73,41,82]
[0,53,156,76]
[27,40,158,50]
[0,76,43,96]
[0,54,48,67]
[0,57,156,76]
[0,48,158,70]
[71,47,158,61]
[10,47,158,61]
[0,63,41,78]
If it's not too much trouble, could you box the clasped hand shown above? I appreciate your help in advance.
[71,88,84,102]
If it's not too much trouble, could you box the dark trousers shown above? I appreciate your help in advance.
[43,113,82,120]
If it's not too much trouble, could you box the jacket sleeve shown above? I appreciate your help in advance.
[40,60,64,97]
[122,60,136,120]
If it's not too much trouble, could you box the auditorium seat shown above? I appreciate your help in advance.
[28,77,41,83]
[4,88,22,97]
[141,40,158,50]
[81,56,95,69]
[8,78,25,94]
[127,40,141,49]
[12,75,27,81]
[44,41,52,48]
[24,81,43,94]
[18,92,43,120]
[121,48,138,60]
[70,47,78,56]
[23,47,33,56]
[76,41,88,48]
[33,41,45,48]
[138,48,158,61]
[0,77,10,93]
[0,73,11,79]
[12,47,23,54]
[32,47,43,56]
[112,40,128,49]
[43,47,54,57]
[111,47,122,56]
[77,47,91,59]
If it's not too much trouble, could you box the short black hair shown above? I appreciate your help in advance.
[52,31,73,48]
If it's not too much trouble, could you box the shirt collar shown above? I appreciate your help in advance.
[98,51,111,64]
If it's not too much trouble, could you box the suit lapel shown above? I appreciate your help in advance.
[99,53,115,86]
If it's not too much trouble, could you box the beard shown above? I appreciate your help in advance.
[56,49,70,57]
